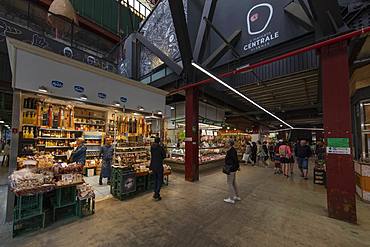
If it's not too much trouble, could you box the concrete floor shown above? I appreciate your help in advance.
[0,157,9,186]
[1,164,370,247]
[84,175,112,201]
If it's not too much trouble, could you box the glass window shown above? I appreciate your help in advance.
[364,103,370,130]
[363,134,370,158]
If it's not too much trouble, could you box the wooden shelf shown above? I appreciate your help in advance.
[115,150,148,154]
[40,128,82,132]
[75,122,106,126]
[44,146,72,149]
[115,146,149,150]
[74,115,105,120]
[38,137,75,140]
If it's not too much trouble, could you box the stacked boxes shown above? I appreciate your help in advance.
[314,167,326,185]
[355,161,370,202]
[77,197,95,217]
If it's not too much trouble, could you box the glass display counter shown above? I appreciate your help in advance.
[165,146,226,172]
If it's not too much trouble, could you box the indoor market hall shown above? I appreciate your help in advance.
[0,0,370,246]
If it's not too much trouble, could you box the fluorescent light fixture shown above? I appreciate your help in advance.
[170,106,175,110]
[79,94,88,101]
[112,101,121,107]
[0,120,4,124]
[158,111,163,115]
[38,86,48,93]
[198,123,223,130]
[293,127,324,131]
[192,62,294,129]
[269,127,325,133]
[145,114,160,119]
[138,106,144,111]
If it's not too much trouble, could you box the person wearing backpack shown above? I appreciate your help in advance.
[279,141,292,177]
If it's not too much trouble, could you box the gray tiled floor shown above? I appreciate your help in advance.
[0,156,9,186]
[84,175,112,201]
[2,163,370,247]
[0,185,7,224]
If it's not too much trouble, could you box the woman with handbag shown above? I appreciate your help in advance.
[223,139,241,204]
[242,142,252,164]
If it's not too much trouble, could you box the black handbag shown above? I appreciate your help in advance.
[222,165,231,175]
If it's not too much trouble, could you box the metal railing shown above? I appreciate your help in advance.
[120,0,152,19]
[0,0,123,71]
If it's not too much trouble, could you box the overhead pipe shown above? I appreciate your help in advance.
[169,26,370,95]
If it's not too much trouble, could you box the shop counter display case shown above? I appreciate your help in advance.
[165,146,226,172]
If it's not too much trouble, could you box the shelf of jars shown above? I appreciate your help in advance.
[18,96,157,170]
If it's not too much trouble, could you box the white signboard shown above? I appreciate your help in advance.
[326,147,351,155]
[7,38,166,114]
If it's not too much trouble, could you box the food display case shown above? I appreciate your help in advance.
[165,146,226,172]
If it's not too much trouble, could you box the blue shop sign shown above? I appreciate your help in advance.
[74,85,85,93]
[51,80,63,88]
[98,93,107,99]
[120,97,128,103]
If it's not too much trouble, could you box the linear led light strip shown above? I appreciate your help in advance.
[192,62,294,129]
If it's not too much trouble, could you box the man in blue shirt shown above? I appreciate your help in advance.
[71,138,87,165]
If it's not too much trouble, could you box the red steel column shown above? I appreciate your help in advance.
[321,42,357,223]
[185,87,199,182]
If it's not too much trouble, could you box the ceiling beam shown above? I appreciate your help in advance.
[202,29,242,69]
[136,33,183,75]
[168,0,194,77]
[193,0,218,63]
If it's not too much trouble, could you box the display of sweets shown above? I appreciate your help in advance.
[17,154,54,169]
[77,183,95,200]
[53,162,84,176]
[56,173,83,187]
[9,168,55,196]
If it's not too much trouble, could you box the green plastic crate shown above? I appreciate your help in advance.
[54,186,77,208]
[14,194,43,221]
[13,213,45,238]
[53,203,77,222]
[77,198,95,218]
[113,191,136,201]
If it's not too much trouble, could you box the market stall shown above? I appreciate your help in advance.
[6,38,169,235]
[164,102,227,171]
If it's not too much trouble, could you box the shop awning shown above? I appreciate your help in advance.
[6,37,167,114]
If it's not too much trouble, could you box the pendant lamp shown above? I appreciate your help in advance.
[48,0,78,38]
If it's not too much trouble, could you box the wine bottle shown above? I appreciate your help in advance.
[48,105,53,128]
[36,102,41,126]
[30,127,34,139]
[133,118,137,134]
